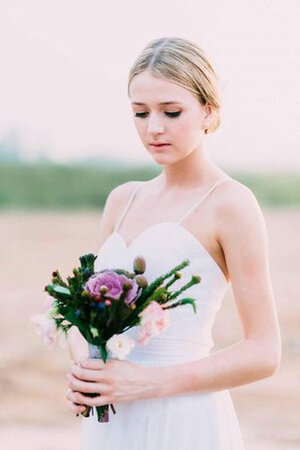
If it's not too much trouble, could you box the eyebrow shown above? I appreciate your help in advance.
[131,101,184,105]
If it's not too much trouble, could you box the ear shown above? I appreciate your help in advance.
[204,102,213,118]
[202,103,214,132]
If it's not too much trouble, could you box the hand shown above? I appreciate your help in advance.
[65,357,161,413]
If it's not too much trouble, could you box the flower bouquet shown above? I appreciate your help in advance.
[31,253,201,422]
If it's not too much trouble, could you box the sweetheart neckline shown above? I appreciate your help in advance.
[109,222,228,284]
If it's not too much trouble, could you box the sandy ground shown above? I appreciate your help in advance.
[1,207,299,449]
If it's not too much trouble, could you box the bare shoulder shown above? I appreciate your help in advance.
[106,180,141,210]
[214,178,269,269]
[215,178,265,226]
[97,180,141,245]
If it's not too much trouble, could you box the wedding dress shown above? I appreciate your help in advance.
[81,177,246,449]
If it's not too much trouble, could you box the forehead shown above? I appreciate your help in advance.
[129,70,194,105]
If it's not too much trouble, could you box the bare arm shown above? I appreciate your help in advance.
[153,183,282,397]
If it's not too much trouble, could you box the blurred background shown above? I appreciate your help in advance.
[1,1,299,449]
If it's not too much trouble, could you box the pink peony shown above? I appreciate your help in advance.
[31,313,57,349]
[84,270,139,305]
[137,301,170,345]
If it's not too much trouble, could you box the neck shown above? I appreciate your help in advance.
[158,147,222,189]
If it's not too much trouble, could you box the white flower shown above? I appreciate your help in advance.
[30,313,57,349]
[106,334,135,360]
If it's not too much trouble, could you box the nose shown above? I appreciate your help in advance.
[147,113,165,135]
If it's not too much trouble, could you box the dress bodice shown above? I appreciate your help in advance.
[94,177,232,366]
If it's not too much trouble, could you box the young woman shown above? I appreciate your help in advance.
[66,37,281,449]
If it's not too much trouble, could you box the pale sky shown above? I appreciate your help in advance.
[0,0,299,171]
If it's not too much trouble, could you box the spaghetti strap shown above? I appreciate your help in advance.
[176,176,232,225]
[114,176,232,232]
[114,183,142,232]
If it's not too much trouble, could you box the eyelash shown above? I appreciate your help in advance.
[134,111,181,118]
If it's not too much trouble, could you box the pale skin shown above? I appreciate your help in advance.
[66,70,282,415]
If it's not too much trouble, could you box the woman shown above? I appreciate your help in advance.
[66,37,281,449]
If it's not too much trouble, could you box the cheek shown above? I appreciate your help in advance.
[170,122,202,155]
[133,119,146,137]
[173,119,198,142]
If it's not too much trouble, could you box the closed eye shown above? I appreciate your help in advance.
[134,111,181,118]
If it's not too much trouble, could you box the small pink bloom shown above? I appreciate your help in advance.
[44,295,54,311]
[137,301,170,345]
[30,313,57,349]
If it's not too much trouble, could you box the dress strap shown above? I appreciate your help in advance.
[113,182,142,232]
[176,176,232,225]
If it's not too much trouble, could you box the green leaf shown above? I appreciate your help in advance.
[47,284,71,297]
[180,298,197,313]
[163,297,197,313]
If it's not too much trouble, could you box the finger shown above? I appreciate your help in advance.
[65,389,87,410]
[79,357,106,370]
[68,390,111,408]
[67,399,87,415]
[70,363,106,382]
[66,373,109,395]
[66,388,86,405]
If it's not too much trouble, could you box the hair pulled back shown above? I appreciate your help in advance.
[128,37,221,134]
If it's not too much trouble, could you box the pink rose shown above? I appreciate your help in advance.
[84,270,139,305]
[30,314,57,349]
[137,301,170,345]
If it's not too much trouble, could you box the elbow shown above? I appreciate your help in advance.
[262,344,282,377]
[264,355,281,377]
[248,336,282,379]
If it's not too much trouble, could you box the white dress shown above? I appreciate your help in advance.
[81,177,246,449]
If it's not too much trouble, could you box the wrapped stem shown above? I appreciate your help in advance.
[80,343,116,423]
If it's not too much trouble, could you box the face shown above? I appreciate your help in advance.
[128,70,212,165]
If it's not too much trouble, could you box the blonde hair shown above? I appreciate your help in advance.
[128,37,221,134]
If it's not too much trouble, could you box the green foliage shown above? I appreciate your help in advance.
[0,161,159,210]
[1,161,299,209]
[232,171,300,207]
[136,259,190,306]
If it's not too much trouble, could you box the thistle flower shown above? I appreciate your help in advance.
[135,274,148,288]
[133,256,146,274]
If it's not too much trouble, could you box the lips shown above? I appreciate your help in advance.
[149,142,170,146]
